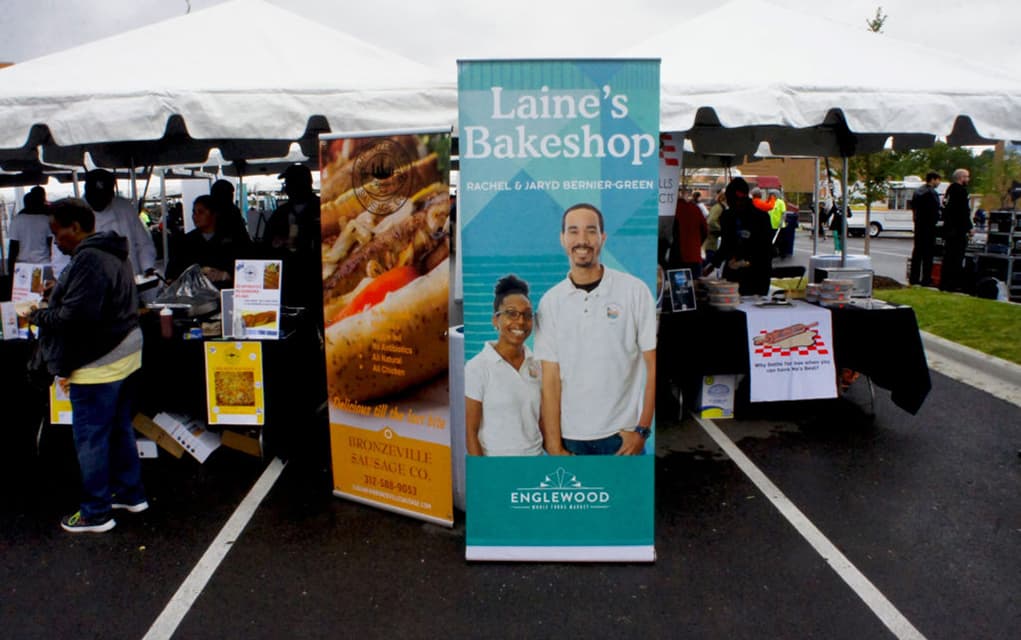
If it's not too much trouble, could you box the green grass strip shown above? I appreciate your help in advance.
[874,287,1021,365]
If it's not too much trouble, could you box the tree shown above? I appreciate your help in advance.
[980,142,1021,210]
[849,150,897,254]
[866,6,888,33]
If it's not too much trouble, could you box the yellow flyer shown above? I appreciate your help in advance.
[49,380,72,425]
[204,341,265,425]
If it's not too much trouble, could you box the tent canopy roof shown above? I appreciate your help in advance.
[0,0,456,163]
[622,0,1021,151]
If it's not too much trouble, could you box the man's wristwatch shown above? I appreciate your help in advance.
[632,426,651,439]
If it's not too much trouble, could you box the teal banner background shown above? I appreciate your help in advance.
[466,456,654,546]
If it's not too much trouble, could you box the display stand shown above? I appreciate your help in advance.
[966,209,1021,302]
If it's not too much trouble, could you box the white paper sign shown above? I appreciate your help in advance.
[741,301,837,402]
[11,262,48,339]
[232,260,282,340]
[0,302,18,340]
[658,132,682,218]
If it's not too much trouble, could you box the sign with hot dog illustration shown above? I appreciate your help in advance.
[233,259,283,340]
[742,301,837,402]
[320,129,453,527]
[11,262,50,339]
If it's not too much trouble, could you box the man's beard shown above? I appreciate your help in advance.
[569,243,597,267]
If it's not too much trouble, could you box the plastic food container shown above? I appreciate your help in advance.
[821,279,855,294]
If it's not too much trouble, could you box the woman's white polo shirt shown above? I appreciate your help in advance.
[465,342,543,456]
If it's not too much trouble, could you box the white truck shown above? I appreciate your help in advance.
[846,176,947,238]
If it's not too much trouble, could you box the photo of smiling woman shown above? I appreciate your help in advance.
[464,274,544,456]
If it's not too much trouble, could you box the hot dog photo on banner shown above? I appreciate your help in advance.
[320,130,454,526]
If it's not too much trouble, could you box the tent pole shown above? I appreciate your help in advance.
[72,170,81,199]
[841,156,849,267]
[160,169,169,272]
[130,158,138,210]
[812,157,820,255]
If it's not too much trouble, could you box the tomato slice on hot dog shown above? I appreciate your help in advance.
[329,265,419,325]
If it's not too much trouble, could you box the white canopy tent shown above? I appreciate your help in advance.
[625,0,1021,153]
[0,0,457,170]
[0,0,460,268]
[622,0,1021,257]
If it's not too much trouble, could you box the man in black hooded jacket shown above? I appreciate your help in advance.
[19,198,147,533]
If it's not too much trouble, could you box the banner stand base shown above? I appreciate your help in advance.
[466,545,655,563]
[333,490,453,528]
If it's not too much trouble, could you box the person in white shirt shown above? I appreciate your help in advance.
[465,275,543,456]
[7,187,52,272]
[692,191,710,219]
[534,203,657,456]
[83,169,157,277]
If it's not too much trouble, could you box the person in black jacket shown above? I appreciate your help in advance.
[711,177,773,296]
[258,164,321,311]
[908,171,942,286]
[940,168,973,292]
[19,198,147,533]
[165,195,252,287]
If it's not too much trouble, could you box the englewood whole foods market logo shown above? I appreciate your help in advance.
[509,467,610,511]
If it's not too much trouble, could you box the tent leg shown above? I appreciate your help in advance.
[160,170,169,272]
[841,156,849,268]
[812,157,820,255]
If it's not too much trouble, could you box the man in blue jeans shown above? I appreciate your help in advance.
[20,198,147,533]
[534,203,657,456]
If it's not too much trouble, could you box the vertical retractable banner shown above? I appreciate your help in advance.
[459,59,660,561]
[321,130,454,527]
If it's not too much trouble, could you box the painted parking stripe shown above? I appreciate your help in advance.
[143,457,287,640]
[694,416,927,640]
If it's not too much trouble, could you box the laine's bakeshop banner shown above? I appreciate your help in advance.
[321,130,454,527]
[459,59,660,561]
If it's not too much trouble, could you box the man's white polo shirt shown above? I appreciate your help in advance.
[534,267,656,441]
[465,342,544,456]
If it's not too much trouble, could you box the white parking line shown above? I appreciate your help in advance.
[142,457,287,640]
[694,416,927,640]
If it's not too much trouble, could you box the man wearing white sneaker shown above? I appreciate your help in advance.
[533,203,657,456]
[20,198,148,533]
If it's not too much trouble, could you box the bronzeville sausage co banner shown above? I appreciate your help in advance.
[459,60,660,561]
[320,130,454,526]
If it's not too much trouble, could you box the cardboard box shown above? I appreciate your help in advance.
[132,413,185,458]
[220,428,263,458]
[152,412,221,463]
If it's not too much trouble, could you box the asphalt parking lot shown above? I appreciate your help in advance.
[2,353,1020,639]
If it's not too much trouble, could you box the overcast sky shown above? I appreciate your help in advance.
[1,0,1018,73]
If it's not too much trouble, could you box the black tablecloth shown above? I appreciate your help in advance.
[137,309,327,459]
[2,308,330,466]
[659,303,931,414]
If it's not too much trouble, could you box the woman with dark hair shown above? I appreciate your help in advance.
[464,274,543,456]
[165,194,252,286]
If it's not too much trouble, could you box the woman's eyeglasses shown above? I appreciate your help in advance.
[495,309,534,321]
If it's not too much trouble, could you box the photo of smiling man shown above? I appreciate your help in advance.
[533,203,657,456]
